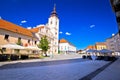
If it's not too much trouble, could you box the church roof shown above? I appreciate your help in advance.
[0,19,33,37]
[29,26,44,33]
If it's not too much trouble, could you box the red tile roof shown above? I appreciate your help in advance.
[87,45,96,49]
[0,19,33,37]
[29,26,44,33]
[59,38,68,43]
[59,38,76,47]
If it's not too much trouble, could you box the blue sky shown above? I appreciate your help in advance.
[0,0,118,50]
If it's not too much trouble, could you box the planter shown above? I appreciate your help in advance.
[20,55,28,59]
[0,54,9,61]
[10,54,19,60]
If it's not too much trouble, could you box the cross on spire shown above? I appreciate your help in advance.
[50,4,58,17]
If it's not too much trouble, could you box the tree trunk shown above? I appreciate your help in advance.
[44,51,47,57]
[42,51,47,57]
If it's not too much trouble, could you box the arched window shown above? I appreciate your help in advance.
[56,21,57,25]
[51,21,52,24]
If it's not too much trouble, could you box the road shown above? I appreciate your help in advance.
[0,58,109,80]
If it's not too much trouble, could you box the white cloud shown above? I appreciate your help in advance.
[112,33,115,36]
[90,24,95,28]
[59,31,63,34]
[27,27,32,29]
[33,27,36,28]
[21,20,27,23]
[0,16,2,19]
[65,32,71,35]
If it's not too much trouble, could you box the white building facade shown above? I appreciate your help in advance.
[30,5,59,54]
[59,39,77,54]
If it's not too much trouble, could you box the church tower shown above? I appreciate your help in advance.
[48,4,59,54]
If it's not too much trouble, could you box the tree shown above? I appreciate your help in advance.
[0,49,3,54]
[15,38,22,53]
[38,35,49,56]
[16,38,22,45]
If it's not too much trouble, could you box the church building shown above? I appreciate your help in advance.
[0,5,59,54]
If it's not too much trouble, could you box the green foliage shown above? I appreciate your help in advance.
[16,38,22,45]
[0,49,3,54]
[38,35,50,56]
[16,38,22,53]
[39,54,44,59]
[14,49,20,53]
[58,50,60,54]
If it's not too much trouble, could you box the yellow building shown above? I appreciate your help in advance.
[86,42,107,50]
[95,42,107,50]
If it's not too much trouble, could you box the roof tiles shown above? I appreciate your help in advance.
[0,19,33,37]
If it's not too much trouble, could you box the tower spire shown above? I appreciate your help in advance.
[50,4,57,17]
[53,4,56,12]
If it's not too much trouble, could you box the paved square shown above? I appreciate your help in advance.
[0,60,109,80]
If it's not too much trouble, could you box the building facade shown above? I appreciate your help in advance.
[59,39,76,54]
[0,5,59,54]
[30,5,59,54]
[95,42,107,50]
[106,33,120,52]
[86,42,107,50]
[110,0,120,35]
[0,19,36,46]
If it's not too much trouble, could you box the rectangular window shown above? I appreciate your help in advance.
[2,48,6,52]
[35,41,37,44]
[28,39,30,43]
[55,49,56,53]
[46,30,48,33]
[51,21,52,24]
[61,46,63,50]
[4,34,9,40]
[55,32,57,35]
[56,21,57,25]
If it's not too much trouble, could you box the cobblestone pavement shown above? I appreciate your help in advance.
[0,58,88,69]
[0,54,83,67]
[0,59,109,80]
